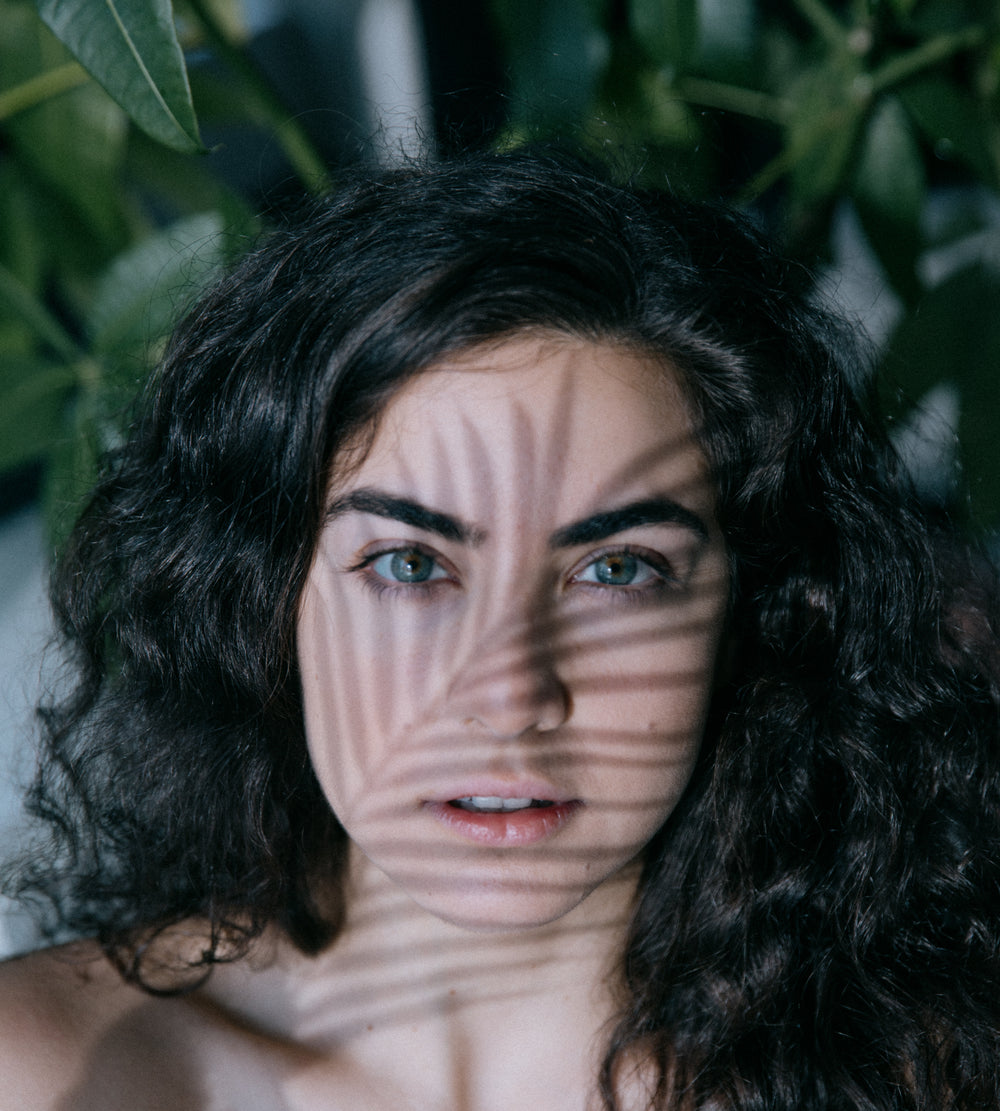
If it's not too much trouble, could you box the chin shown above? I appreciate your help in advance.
[404,871,604,934]
[424,900,587,935]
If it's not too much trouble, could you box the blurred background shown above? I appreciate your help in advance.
[2,0,999,953]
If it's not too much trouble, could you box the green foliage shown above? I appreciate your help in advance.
[490,0,1000,529]
[35,0,203,153]
[1,0,1000,534]
[852,95,925,302]
[0,0,265,547]
[631,0,699,70]
[885,262,1000,525]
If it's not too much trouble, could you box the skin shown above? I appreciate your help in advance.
[299,334,729,932]
[0,334,728,1110]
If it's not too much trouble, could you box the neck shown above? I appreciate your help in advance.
[207,848,642,1109]
[296,846,637,1036]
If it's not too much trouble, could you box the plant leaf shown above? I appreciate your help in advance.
[784,60,865,208]
[852,95,925,304]
[696,0,755,82]
[7,78,131,248]
[630,0,699,69]
[36,0,204,153]
[0,161,45,303]
[898,76,997,187]
[42,401,103,554]
[1,6,131,250]
[0,262,81,361]
[87,212,226,355]
[0,355,77,473]
[883,263,1000,528]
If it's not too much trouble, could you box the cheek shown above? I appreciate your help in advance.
[297,572,388,820]
[560,593,725,817]
[564,595,723,730]
[297,563,448,820]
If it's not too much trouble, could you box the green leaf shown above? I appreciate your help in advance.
[696,0,756,82]
[0,355,77,473]
[0,161,45,297]
[36,0,204,153]
[87,212,226,355]
[907,0,972,37]
[1,6,131,250]
[884,263,1000,527]
[630,0,699,69]
[7,78,131,248]
[0,261,81,361]
[851,95,925,304]
[785,63,865,207]
[42,401,103,554]
[898,76,997,187]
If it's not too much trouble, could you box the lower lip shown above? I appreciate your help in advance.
[426,801,580,846]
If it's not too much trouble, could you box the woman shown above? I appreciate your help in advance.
[2,149,998,1109]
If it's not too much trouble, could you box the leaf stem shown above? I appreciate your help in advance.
[0,62,89,122]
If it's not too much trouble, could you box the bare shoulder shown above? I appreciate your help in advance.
[0,938,293,1111]
[1,939,136,1034]
[0,941,167,1108]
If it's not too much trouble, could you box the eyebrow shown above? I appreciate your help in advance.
[330,488,708,549]
[326,489,486,545]
[549,498,709,548]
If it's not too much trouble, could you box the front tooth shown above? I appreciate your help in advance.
[458,796,535,811]
[499,797,533,811]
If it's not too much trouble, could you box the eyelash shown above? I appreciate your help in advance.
[350,543,678,602]
[350,544,458,599]
[568,545,679,601]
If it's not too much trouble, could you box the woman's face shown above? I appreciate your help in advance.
[298,334,730,931]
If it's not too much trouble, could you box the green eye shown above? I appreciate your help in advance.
[370,548,446,583]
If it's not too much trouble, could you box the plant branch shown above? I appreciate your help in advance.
[869,25,988,95]
[676,77,789,124]
[739,145,800,204]
[0,63,89,123]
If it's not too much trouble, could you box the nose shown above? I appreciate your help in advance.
[449,619,570,739]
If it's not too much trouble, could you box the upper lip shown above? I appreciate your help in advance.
[423,776,575,805]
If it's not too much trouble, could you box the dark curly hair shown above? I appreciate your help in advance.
[15,149,1000,1108]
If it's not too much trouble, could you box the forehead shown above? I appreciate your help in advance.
[343,334,714,520]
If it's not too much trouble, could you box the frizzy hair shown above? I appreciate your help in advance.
[16,149,1000,1106]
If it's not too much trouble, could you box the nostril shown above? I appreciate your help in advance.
[457,668,570,739]
[446,620,570,739]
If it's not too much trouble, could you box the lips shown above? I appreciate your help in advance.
[426,789,579,846]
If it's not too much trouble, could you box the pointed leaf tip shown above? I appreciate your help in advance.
[36,0,204,154]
